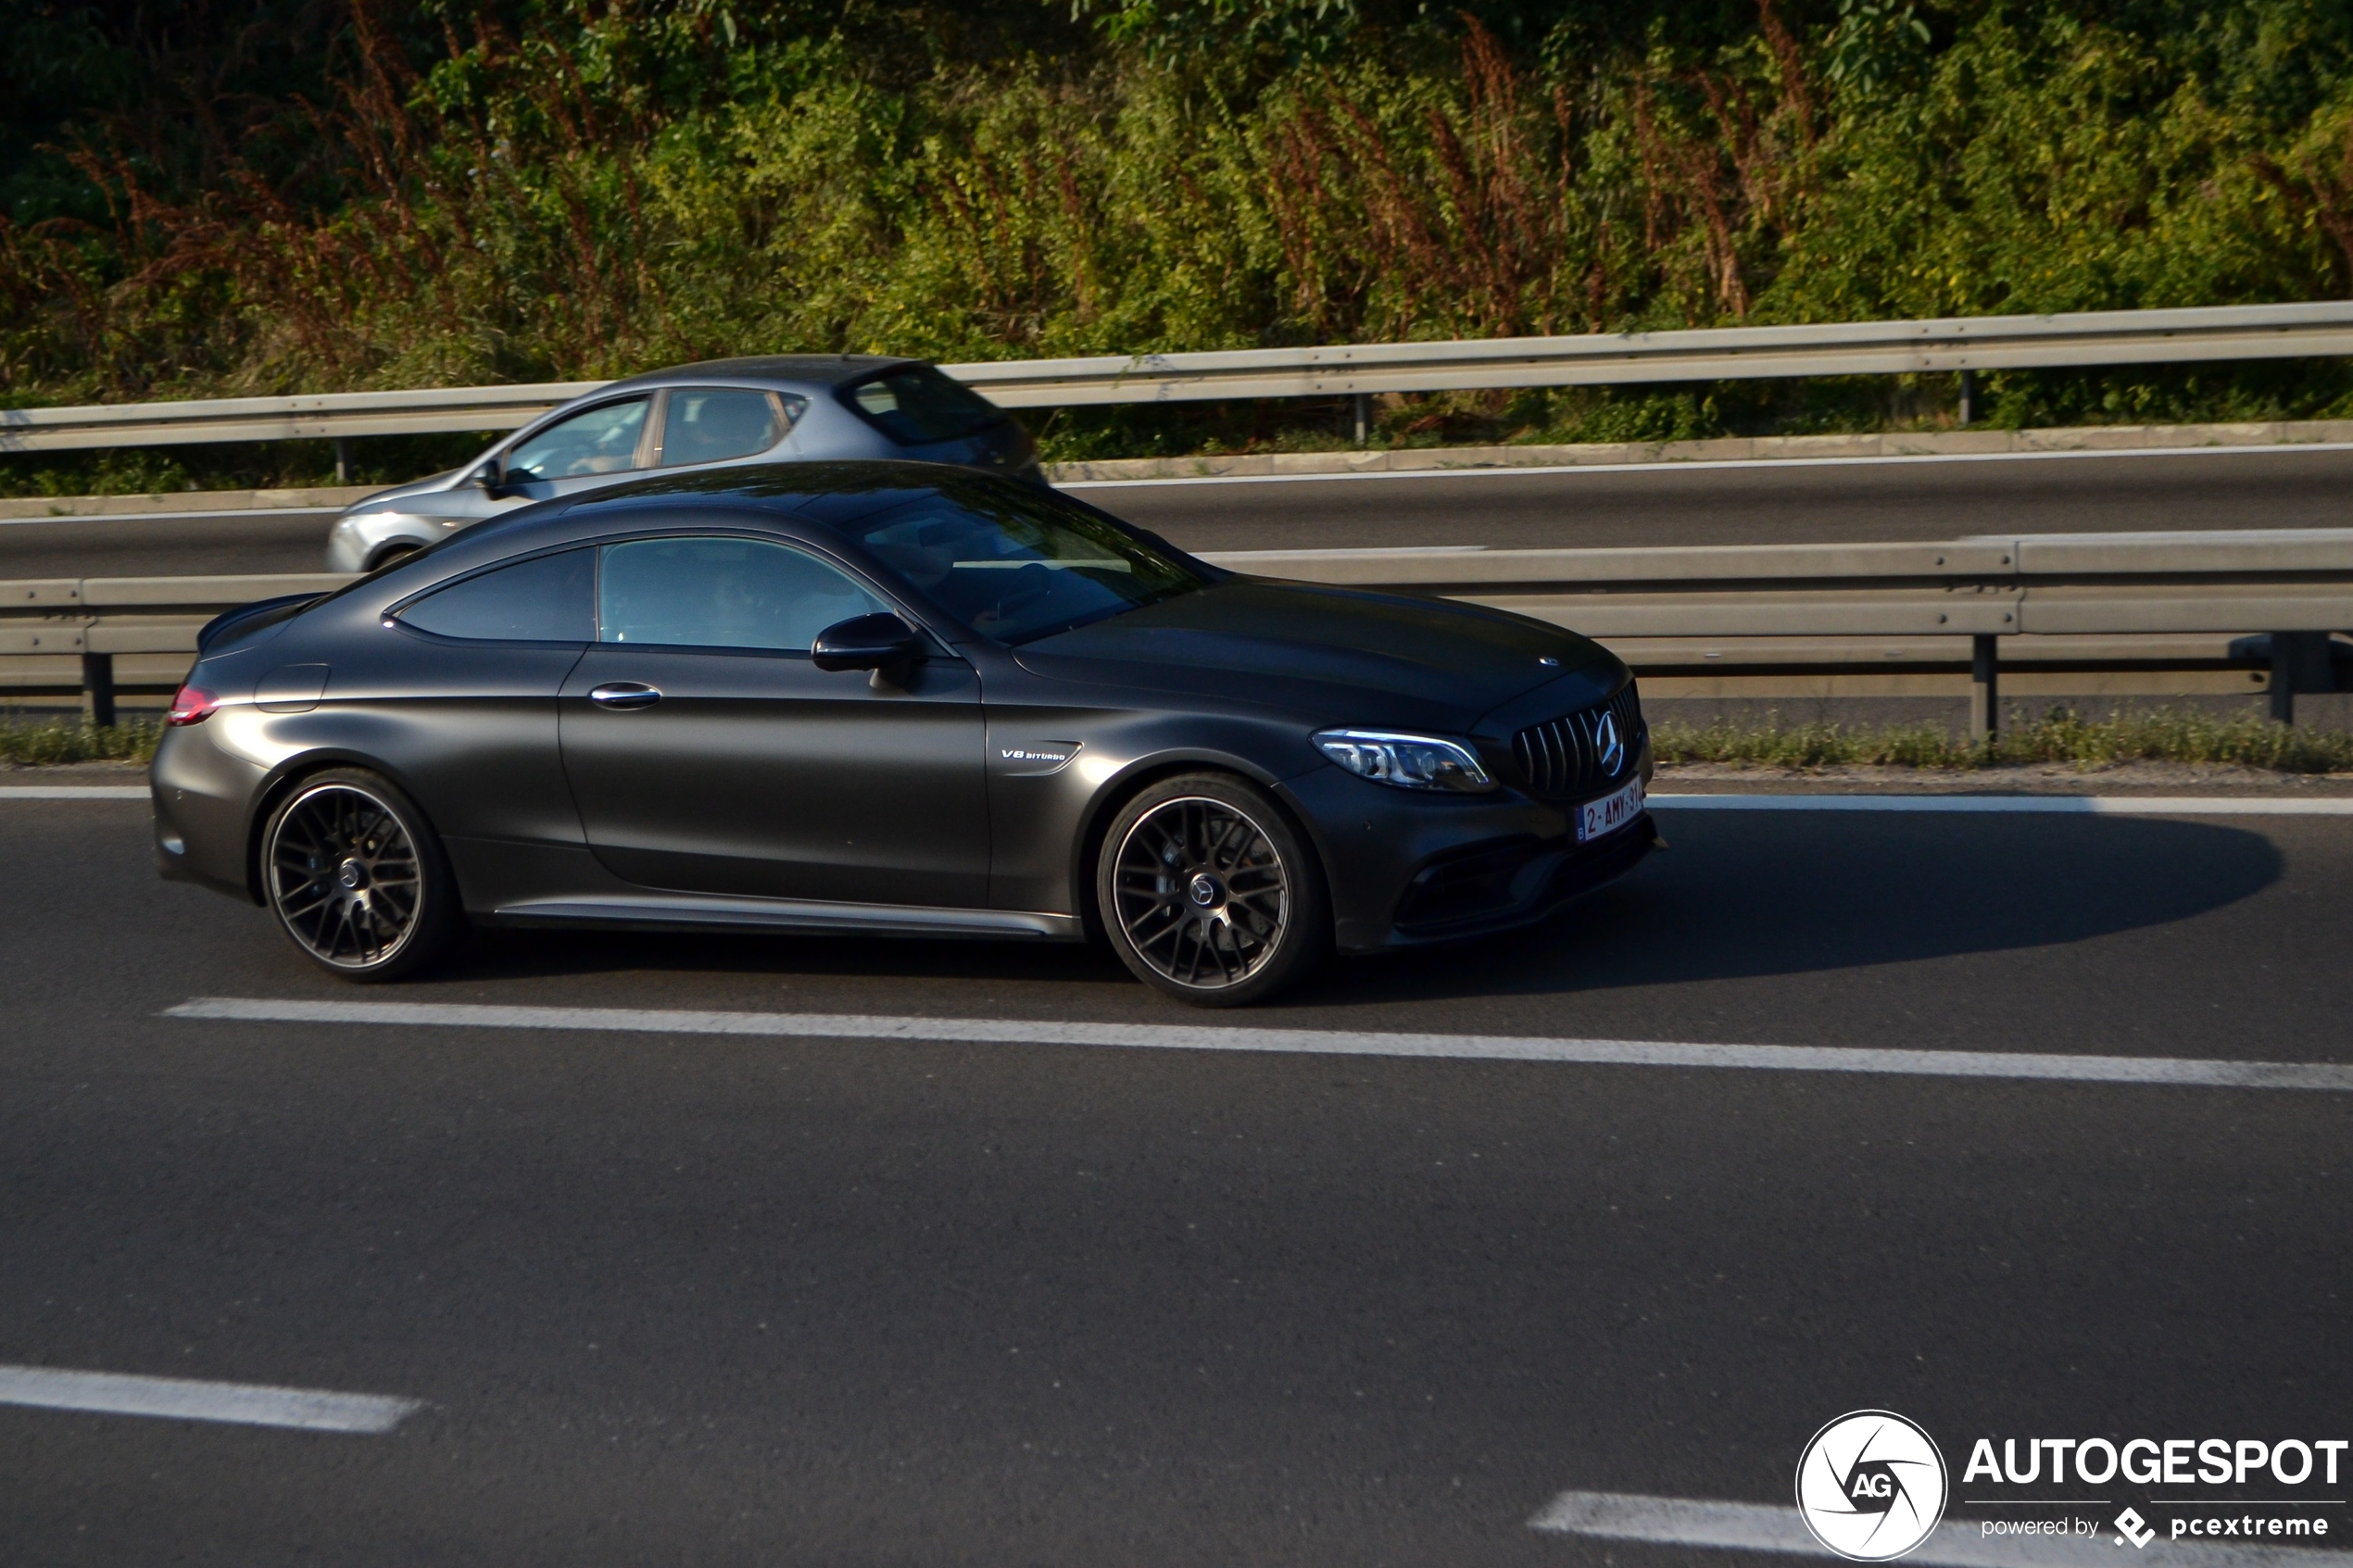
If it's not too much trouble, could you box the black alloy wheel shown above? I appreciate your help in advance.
[262,769,459,980]
[1098,773,1327,1006]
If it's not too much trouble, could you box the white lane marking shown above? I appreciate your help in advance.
[0,506,339,527]
[1056,440,2353,490]
[1530,1489,2353,1568]
[0,785,148,799]
[1651,794,2353,815]
[164,998,2353,1092]
[0,1363,421,1434]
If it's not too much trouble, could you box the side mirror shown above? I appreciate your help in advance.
[475,457,506,492]
[812,612,924,677]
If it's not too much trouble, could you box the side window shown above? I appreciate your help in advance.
[507,398,650,481]
[659,389,795,468]
[598,537,887,652]
[397,549,595,642]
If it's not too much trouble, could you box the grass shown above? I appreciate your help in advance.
[1651,709,2353,773]
[0,718,162,766]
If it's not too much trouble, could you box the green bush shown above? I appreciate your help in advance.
[9,2,2353,478]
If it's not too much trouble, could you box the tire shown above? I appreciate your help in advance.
[1096,772,1329,1007]
[260,768,462,981]
[367,544,423,572]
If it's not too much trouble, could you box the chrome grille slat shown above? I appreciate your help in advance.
[1511,684,1645,801]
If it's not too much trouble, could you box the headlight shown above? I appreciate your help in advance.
[1314,729,1495,792]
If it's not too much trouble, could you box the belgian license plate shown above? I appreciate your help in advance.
[1577,777,1645,843]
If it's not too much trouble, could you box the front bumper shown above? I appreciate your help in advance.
[1384,814,1658,945]
[1282,752,1657,953]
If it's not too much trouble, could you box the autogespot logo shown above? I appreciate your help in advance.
[1797,1411,1951,1561]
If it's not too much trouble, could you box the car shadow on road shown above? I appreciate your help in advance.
[1294,811,2287,1005]
[420,812,2284,1004]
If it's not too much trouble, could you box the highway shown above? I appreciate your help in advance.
[4,790,2348,1563]
[5,444,2352,579]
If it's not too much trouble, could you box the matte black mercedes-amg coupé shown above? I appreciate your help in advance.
[154,463,1655,1005]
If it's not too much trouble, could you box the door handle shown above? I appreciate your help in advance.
[588,682,662,710]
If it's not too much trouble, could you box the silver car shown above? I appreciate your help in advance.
[327,355,1040,572]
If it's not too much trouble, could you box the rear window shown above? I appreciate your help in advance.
[396,549,595,643]
[839,367,1004,445]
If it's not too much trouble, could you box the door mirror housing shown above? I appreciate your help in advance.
[812,612,925,674]
[474,456,506,492]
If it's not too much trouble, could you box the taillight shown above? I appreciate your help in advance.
[167,684,219,725]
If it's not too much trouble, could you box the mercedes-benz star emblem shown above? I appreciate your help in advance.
[1594,710,1625,775]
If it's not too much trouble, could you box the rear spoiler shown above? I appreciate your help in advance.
[195,592,328,655]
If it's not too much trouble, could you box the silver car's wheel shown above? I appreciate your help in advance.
[1100,777,1327,1004]
[263,772,456,979]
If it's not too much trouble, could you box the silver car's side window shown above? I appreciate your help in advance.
[508,398,650,481]
[598,537,886,652]
[659,390,795,468]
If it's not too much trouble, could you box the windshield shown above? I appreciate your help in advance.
[845,481,1207,644]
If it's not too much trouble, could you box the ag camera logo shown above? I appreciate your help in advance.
[1797,1411,1950,1561]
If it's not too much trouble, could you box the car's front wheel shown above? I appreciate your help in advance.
[260,769,461,981]
[1097,773,1328,1007]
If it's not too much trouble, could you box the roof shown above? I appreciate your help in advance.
[599,355,919,394]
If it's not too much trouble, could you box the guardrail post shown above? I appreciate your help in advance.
[1957,370,1976,428]
[1969,634,1999,743]
[333,437,352,483]
[1353,393,1371,447]
[82,652,116,730]
[2268,631,2333,724]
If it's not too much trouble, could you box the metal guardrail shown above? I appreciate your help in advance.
[951,303,2353,407]
[10,303,2353,453]
[5,531,2347,734]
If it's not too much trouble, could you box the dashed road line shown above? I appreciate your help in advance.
[1530,1489,2353,1568]
[165,997,2353,1091]
[0,1363,421,1434]
[0,785,148,799]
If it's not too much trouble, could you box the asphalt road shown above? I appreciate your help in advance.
[6,444,2351,579]
[0,507,341,580]
[4,795,2347,1564]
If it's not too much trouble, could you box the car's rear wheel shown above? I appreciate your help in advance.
[1098,773,1327,1007]
[261,769,460,981]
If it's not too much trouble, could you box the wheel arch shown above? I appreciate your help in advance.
[363,542,427,573]
[244,749,449,905]
[1068,750,1328,947]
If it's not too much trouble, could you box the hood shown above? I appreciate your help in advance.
[1011,579,1619,731]
[344,465,469,512]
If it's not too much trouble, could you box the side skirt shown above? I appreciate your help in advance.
[484,892,1083,942]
